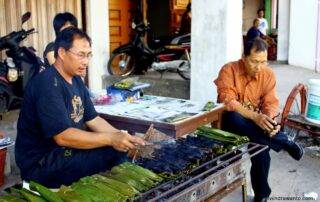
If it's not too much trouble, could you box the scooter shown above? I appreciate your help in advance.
[107,21,191,80]
[0,12,44,113]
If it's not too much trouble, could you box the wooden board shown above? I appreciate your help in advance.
[169,0,190,33]
[108,0,133,53]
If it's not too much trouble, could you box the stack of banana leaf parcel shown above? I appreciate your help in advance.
[0,162,163,202]
[0,126,249,202]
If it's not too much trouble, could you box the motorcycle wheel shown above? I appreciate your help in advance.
[177,60,190,80]
[0,95,8,113]
[0,81,9,113]
[107,52,135,76]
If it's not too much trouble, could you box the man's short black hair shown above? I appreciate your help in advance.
[54,27,91,58]
[53,12,78,36]
[244,38,268,56]
[186,3,191,12]
[253,18,260,25]
[257,9,264,14]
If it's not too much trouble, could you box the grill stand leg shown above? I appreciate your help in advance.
[242,177,248,202]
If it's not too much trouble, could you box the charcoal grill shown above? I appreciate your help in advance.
[135,142,268,202]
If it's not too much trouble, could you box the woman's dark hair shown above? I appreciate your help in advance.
[54,27,91,58]
[244,38,267,56]
[53,12,78,36]
[257,9,264,14]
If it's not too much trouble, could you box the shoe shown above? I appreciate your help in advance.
[287,142,304,161]
[254,196,268,202]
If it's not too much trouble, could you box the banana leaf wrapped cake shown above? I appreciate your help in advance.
[0,126,249,202]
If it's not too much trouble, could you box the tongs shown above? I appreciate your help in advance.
[132,139,176,163]
[135,139,176,150]
[131,124,175,162]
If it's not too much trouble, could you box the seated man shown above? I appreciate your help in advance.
[246,18,275,45]
[246,18,264,42]
[179,3,191,35]
[43,12,78,69]
[214,38,304,202]
[15,27,145,188]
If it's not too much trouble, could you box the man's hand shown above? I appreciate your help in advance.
[253,113,277,133]
[109,131,145,152]
[268,125,281,137]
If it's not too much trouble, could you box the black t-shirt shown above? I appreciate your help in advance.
[15,66,98,172]
[246,27,264,42]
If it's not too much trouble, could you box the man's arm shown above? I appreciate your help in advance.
[233,103,275,133]
[265,18,269,35]
[85,116,119,133]
[53,117,145,151]
[261,71,279,118]
[260,33,275,45]
[53,128,145,152]
[53,128,114,149]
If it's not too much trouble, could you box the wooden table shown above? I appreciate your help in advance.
[96,96,225,138]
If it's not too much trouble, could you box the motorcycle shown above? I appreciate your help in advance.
[0,12,44,113]
[107,21,191,80]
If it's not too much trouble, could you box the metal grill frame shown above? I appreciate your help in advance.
[135,142,268,202]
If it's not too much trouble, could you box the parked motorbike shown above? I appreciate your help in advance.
[107,21,191,80]
[0,12,43,113]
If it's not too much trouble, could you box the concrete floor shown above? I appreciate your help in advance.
[268,64,320,201]
[0,110,20,191]
[0,64,320,200]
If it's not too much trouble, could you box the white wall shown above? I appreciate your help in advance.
[277,0,290,61]
[288,0,317,70]
[271,0,278,29]
[316,0,320,72]
[191,0,242,104]
[227,1,243,62]
[86,0,110,90]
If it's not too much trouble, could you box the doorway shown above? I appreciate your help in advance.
[108,0,136,52]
